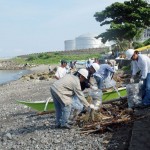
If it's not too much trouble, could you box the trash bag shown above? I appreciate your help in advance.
[126,83,143,108]
[102,73,116,89]
[88,89,103,109]
[103,77,116,89]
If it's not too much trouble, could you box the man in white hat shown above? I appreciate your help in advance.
[50,69,94,129]
[126,49,150,107]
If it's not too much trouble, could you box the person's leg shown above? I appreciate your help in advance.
[94,75,103,89]
[141,78,146,99]
[50,89,62,126]
[143,73,150,105]
[61,105,71,127]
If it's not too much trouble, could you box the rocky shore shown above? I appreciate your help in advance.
[0,65,132,150]
[0,60,28,70]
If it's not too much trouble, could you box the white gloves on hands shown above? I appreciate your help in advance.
[139,79,143,85]
[89,104,99,110]
[89,104,95,109]
[130,78,134,83]
[91,86,98,91]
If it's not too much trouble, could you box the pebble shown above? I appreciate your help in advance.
[5,133,12,140]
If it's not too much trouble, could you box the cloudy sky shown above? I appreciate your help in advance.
[0,0,125,58]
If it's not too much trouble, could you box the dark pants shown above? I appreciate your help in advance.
[142,73,150,105]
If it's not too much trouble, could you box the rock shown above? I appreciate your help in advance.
[5,133,12,140]
[30,75,35,79]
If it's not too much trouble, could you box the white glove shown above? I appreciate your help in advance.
[91,86,98,91]
[139,79,143,85]
[130,78,134,83]
[89,104,97,110]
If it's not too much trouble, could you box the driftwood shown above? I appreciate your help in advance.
[80,117,131,134]
[37,110,55,115]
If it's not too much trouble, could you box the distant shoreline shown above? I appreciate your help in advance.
[0,64,57,86]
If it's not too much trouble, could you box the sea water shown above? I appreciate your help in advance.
[0,70,30,85]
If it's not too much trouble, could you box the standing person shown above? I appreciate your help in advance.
[86,60,91,70]
[126,49,150,107]
[71,63,100,112]
[94,58,100,64]
[93,64,115,90]
[50,69,94,129]
[55,60,67,80]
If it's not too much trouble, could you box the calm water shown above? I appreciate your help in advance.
[0,70,30,85]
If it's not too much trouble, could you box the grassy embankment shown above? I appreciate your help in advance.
[12,52,102,65]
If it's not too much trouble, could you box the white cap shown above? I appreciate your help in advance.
[78,69,88,79]
[91,63,100,72]
[125,49,135,59]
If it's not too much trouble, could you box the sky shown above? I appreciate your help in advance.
[0,0,126,58]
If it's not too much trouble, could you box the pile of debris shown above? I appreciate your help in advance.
[76,97,134,134]
[21,69,56,81]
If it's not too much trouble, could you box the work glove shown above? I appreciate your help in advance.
[130,78,134,83]
[139,79,144,85]
[91,86,98,91]
[89,104,97,110]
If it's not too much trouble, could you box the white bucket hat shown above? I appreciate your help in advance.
[78,69,88,79]
[91,63,100,72]
[126,49,135,59]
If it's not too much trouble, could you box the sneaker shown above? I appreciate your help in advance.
[68,121,75,126]
[61,125,71,129]
[55,125,61,128]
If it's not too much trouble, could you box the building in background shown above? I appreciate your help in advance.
[75,33,104,49]
[64,40,75,51]
[64,33,110,51]
[139,27,150,42]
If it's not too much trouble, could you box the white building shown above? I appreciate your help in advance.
[140,27,150,42]
[75,33,104,49]
[64,40,75,51]
[64,33,109,51]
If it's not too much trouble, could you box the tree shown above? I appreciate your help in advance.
[94,0,150,49]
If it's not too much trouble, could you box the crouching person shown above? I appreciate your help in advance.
[50,69,92,129]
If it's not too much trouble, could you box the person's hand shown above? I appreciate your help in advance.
[89,104,95,109]
[130,78,134,83]
[89,104,98,110]
[139,79,144,85]
[91,86,98,91]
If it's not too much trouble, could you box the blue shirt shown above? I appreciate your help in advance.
[94,64,115,79]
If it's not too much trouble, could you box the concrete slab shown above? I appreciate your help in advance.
[129,108,150,150]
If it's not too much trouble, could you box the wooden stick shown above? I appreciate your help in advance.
[37,110,55,115]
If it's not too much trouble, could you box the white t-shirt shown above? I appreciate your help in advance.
[55,67,67,79]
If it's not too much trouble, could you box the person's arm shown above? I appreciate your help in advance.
[74,81,89,107]
[55,68,60,80]
[106,64,115,73]
[140,57,148,79]
[132,61,139,76]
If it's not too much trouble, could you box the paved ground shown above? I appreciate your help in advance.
[129,107,150,150]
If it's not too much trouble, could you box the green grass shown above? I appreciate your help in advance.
[12,52,101,65]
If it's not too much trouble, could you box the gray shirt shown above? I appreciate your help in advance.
[50,74,89,107]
